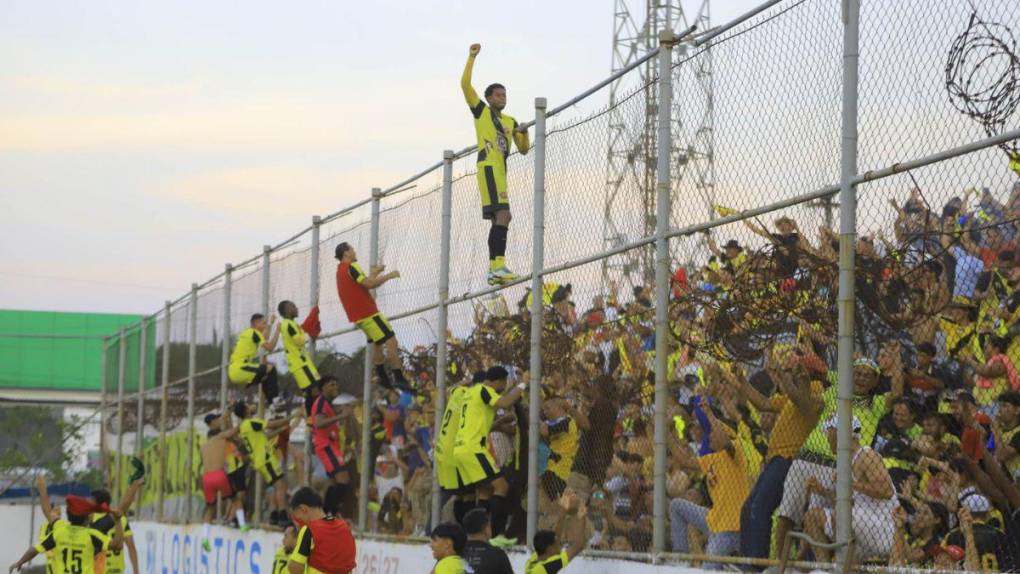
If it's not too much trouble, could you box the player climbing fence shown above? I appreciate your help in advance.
[85,0,1020,570]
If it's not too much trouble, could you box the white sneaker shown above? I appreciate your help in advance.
[487,267,520,286]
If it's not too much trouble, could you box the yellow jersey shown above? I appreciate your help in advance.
[766,381,823,459]
[454,384,500,453]
[431,555,466,574]
[35,521,109,574]
[699,450,750,532]
[90,513,131,574]
[436,386,467,459]
[239,418,274,469]
[461,56,529,167]
[525,550,569,574]
[547,417,579,480]
[272,547,290,574]
[230,327,264,365]
[281,319,313,368]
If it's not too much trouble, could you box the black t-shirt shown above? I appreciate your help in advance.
[461,540,514,574]
[944,523,1016,572]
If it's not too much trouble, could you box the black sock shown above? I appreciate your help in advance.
[490,495,510,537]
[489,224,508,260]
[453,499,472,524]
[261,369,279,402]
[375,364,390,384]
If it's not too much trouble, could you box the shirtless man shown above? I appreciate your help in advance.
[804,415,899,562]
[201,411,239,550]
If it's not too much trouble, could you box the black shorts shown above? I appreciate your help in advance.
[228,466,249,493]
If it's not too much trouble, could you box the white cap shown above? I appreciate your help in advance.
[961,494,991,514]
[333,393,358,406]
[821,415,862,435]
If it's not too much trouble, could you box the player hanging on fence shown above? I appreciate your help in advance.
[438,372,482,524]
[235,400,293,528]
[277,299,323,413]
[200,412,240,550]
[454,366,527,547]
[228,313,281,403]
[461,43,530,286]
[334,242,411,392]
[311,376,356,515]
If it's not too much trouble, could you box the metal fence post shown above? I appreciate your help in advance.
[432,150,455,528]
[835,0,860,568]
[359,188,382,532]
[157,301,171,521]
[652,29,677,554]
[99,337,109,482]
[218,263,233,520]
[527,97,548,549]
[308,216,322,487]
[136,319,147,460]
[254,245,271,527]
[115,328,127,499]
[185,284,198,523]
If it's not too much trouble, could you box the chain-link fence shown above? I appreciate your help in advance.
[51,0,1020,571]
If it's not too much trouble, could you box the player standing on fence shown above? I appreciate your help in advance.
[334,242,411,392]
[228,313,281,403]
[200,412,239,550]
[311,376,355,513]
[235,400,292,528]
[461,43,530,286]
[278,300,322,413]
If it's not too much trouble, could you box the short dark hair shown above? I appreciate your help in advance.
[320,375,338,387]
[430,522,466,554]
[484,83,505,98]
[472,370,488,384]
[335,242,352,260]
[233,400,248,419]
[290,487,323,510]
[92,489,111,506]
[462,508,490,535]
[487,366,509,381]
[250,313,265,324]
[533,529,557,554]
[277,300,292,315]
[916,342,936,357]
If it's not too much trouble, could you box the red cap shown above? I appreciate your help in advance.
[66,496,107,517]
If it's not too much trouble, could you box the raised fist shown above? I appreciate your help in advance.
[469,43,481,56]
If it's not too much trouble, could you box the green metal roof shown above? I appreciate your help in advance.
[0,310,152,392]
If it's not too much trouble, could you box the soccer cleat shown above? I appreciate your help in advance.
[487,267,520,286]
[489,534,517,548]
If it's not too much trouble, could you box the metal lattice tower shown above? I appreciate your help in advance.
[603,0,715,290]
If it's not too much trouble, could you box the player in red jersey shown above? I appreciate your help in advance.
[310,376,353,510]
[334,242,410,392]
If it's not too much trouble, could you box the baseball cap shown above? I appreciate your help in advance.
[853,357,881,374]
[204,413,219,426]
[821,415,862,435]
[961,493,991,514]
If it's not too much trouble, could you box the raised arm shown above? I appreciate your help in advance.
[116,478,145,516]
[462,44,482,110]
[262,318,281,352]
[108,510,125,552]
[35,475,54,523]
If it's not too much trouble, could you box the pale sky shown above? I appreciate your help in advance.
[1,0,764,316]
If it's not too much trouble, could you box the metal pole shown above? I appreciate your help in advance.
[652,29,676,554]
[217,264,232,520]
[115,328,127,499]
[157,301,171,521]
[432,150,455,528]
[526,97,548,549]
[136,319,148,460]
[99,337,109,483]
[185,284,198,523]
[254,245,271,527]
[359,188,382,531]
[835,0,860,568]
[307,216,322,487]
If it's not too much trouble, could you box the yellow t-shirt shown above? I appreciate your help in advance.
[272,547,289,574]
[699,450,750,532]
[38,520,59,574]
[436,386,467,460]
[230,327,264,365]
[454,384,500,453]
[90,513,131,574]
[766,380,824,459]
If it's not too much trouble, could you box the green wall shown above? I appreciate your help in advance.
[0,310,153,392]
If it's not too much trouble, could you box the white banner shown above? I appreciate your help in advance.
[133,521,707,574]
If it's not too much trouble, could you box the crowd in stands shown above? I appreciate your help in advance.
[200,178,1020,571]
